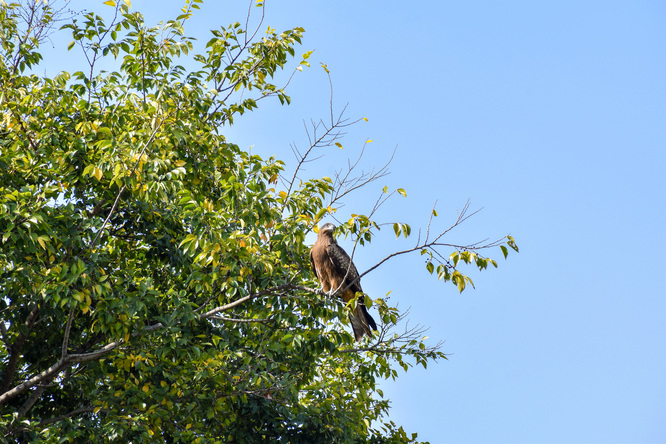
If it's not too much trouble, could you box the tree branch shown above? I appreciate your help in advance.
[37,405,96,428]
[16,384,48,420]
[0,283,318,405]
[61,307,75,360]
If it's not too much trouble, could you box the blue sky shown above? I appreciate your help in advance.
[46,1,666,442]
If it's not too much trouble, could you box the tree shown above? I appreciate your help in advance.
[0,1,518,442]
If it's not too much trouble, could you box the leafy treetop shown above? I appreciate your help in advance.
[0,1,517,442]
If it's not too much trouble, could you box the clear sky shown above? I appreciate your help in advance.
[43,1,666,442]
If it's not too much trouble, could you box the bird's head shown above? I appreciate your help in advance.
[318,222,336,236]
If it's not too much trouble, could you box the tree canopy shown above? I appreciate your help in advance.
[0,1,517,442]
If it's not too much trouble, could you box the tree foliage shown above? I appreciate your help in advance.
[0,1,517,442]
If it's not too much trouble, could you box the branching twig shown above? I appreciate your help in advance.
[331,201,505,298]
[328,144,395,210]
[339,309,445,356]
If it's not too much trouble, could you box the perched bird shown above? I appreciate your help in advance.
[310,223,377,341]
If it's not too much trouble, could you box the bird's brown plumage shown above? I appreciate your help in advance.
[310,223,377,341]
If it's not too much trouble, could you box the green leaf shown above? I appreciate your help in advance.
[500,245,509,259]
[452,271,465,292]
[507,235,519,252]
[450,251,460,267]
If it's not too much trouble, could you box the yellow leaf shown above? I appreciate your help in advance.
[363,117,368,122]
[279,191,287,198]
[37,237,46,249]
[366,139,373,143]
[122,0,131,7]
[103,0,116,6]
[142,384,150,393]
[175,160,186,167]
[94,167,103,181]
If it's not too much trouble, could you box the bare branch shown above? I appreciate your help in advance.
[332,202,505,298]
[37,405,96,428]
[328,145,395,210]
[61,307,75,360]
[212,316,274,324]
[16,384,48,420]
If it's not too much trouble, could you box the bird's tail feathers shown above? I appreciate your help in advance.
[349,303,377,341]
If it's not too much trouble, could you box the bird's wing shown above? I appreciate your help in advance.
[326,243,362,294]
[309,248,316,277]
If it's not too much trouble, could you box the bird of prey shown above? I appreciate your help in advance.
[310,222,377,341]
